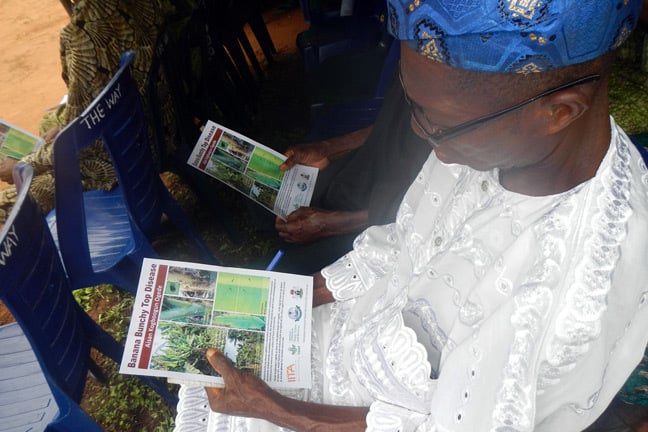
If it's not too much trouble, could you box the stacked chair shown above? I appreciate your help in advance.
[296,0,387,71]
[46,50,217,296]
[145,0,280,243]
[307,38,399,140]
[296,0,400,141]
[0,163,177,431]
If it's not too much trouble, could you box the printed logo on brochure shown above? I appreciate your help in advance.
[289,344,301,355]
[286,364,297,383]
[287,306,302,321]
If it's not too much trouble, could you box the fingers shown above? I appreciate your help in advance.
[206,349,235,382]
[285,207,308,221]
[280,150,297,171]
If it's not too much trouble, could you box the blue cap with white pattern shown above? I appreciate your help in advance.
[388,0,642,73]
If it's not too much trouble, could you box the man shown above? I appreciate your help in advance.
[202,0,648,430]
[273,77,430,274]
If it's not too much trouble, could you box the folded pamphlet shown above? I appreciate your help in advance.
[120,258,313,389]
[187,121,318,220]
[0,119,43,160]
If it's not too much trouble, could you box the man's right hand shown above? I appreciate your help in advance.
[280,141,332,172]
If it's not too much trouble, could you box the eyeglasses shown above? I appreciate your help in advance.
[398,67,601,147]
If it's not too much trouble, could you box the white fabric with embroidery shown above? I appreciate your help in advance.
[199,118,648,431]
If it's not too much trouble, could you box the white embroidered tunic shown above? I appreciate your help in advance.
[205,118,648,431]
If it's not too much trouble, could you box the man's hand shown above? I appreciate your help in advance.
[0,158,18,183]
[280,142,332,172]
[204,349,279,418]
[280,127,373,172]
[275,207,337,243]
[204,348,369,431]
[313,271,335,306]
[276,207,369,244]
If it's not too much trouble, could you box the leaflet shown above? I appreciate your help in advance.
[187,121,318,220]
[120,258,313,389]
[0,119,43,160]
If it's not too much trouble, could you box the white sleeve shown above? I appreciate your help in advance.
[322,222,401,301]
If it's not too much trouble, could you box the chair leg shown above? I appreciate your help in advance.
[238,30,265,80]
[248,11,277,60]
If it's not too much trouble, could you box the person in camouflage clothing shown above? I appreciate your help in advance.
[0,0,160,223]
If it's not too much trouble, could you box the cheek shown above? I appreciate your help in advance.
[434,131,524,169]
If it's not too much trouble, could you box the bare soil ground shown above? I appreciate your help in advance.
[0,0,69,134]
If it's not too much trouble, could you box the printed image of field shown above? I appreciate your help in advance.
[149,322,227,376]
[160,297,213,324]
[165,266,217,299]
[217,132,254,162]
[214,272,270,315]
[224,329,265,377]
[246,148,284,186]
[206,161,254,194]
[250,181,278,210]
[0,123,39,159]
[210,147,246,171]
[213,311,266,330]
[246,167,282,189]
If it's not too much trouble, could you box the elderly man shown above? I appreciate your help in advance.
[202,0,648,430]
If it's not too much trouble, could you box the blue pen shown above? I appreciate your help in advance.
[265,249,284,271]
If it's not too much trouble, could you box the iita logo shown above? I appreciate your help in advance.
[286,364,297,382]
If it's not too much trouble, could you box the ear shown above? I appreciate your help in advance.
[539,89,591,135]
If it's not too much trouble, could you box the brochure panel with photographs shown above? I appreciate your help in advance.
[120,258,313,389]
[0,119,44,160]
[187,121,318,219]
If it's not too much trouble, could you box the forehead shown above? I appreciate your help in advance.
[399,43,499,113]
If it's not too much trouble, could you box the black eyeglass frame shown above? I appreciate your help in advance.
[398,66,601,147]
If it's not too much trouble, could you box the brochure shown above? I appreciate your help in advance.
[0,119,43,160]
[187,121,318,220]
[120,258,313,389]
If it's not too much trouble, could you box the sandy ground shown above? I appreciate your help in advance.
[0,0,69,134]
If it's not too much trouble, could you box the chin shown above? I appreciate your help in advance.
[434,148,494,171]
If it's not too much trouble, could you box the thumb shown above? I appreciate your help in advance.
[280,150,296,171]
[206,349,234,376]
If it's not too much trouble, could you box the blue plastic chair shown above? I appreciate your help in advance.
[0,163,178,431]
[47,50,217,296]
[307,39,400,140]
[0,322,73,432]
[297,0,386,71]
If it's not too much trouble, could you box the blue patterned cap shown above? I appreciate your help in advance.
[388,0,642,73]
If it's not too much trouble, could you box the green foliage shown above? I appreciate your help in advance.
[74,285,177,431]
[150,323,226,375]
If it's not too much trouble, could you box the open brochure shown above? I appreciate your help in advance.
[120,258,313,389]
[187,120,318,220]
[0,119,43,160]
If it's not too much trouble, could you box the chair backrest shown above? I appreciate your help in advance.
[54,50,163,238]
[0,163,94,402]
[52,51,169,273]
